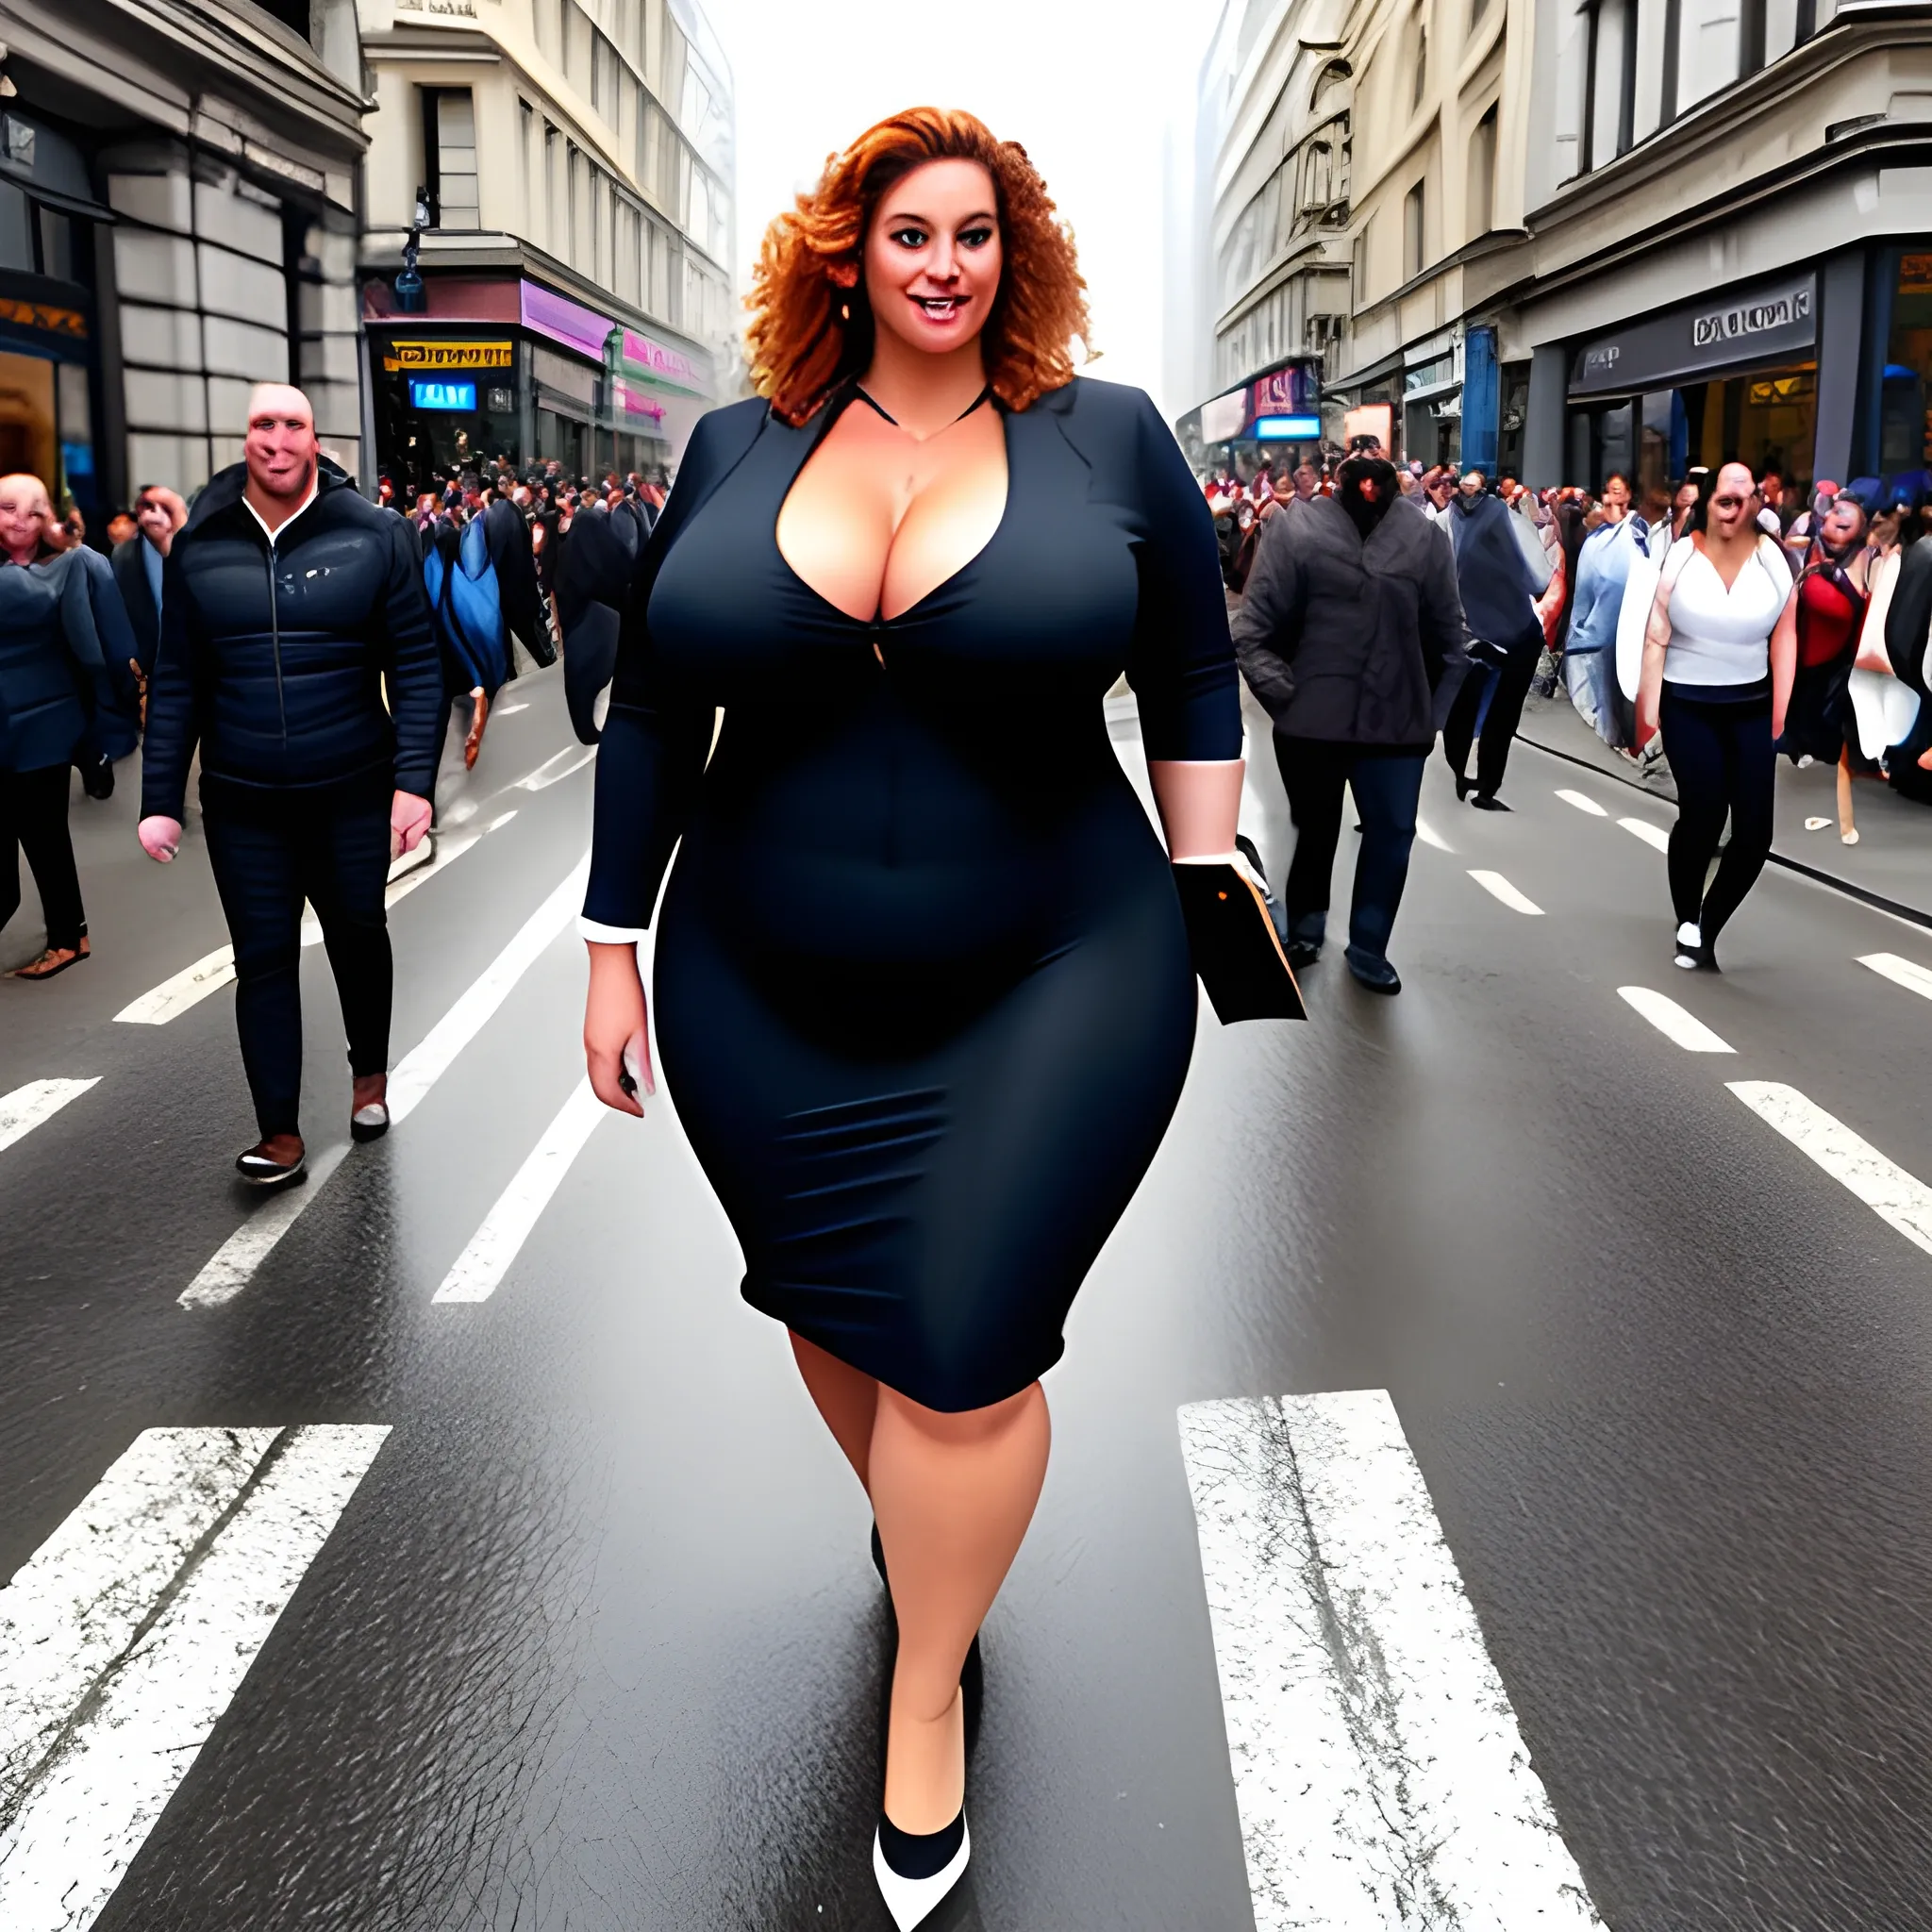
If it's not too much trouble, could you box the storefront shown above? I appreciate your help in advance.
[1174,357,1324,478]
[1563,269,1820,499]
[0,108,113,521]
[364,274,713,494]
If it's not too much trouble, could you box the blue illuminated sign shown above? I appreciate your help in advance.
[1254,414,1322,441]
[409,378,477,411]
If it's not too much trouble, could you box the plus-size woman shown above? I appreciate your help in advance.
[578,108,1242,1925]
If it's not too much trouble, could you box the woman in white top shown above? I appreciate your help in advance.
[1635,461,1797,969]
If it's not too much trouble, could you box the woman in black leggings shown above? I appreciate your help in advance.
[1634,461,1797,970]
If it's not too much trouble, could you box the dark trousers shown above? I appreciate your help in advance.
[1442,628,1541,798]
[203,784,393,1140]
[1273,734,1425,961]
[1659,687,1774,945]
[0,762,85,951]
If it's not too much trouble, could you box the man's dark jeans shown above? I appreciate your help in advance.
[202,777,392,1140]
[1441,625,1542,799]
[1273,734,1425,962]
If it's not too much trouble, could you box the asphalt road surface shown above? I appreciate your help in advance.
[4,666,1932,1931]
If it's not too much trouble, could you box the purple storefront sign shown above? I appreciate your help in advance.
[520,280,614,361]
[615,380,667,425]
[619,327,704,392]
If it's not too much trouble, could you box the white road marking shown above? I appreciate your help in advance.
[1467,868,1544,915]
[0,1424,388,1932]
[1859,952,1932,1003]
[387,856,588,1123]
[515,745,595,791]
[1619,814,1672,852]
[178,858,588,1307]
[126,814,523,1015]
[434,1078,607,1303]
[115,947,236,1024]
[1729,1081,1932,1257]
[494,701,530,715]
[1556,787,1609,816]
[1413,814,1452,852]
[1180,1390,1603,1930]
[177,1144,350,1308]
[0,1427,278,1816]
[0,1078,100,1157]
[1617,986,1735,1053]
[384,809,518,912]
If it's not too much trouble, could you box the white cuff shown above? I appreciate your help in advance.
[578,917,647,943]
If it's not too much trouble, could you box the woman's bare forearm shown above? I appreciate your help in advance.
[1147,758,1244,860]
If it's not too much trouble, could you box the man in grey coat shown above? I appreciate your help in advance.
[1231,453,1471,993]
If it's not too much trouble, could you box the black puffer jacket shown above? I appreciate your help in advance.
[141,460,443,821]
[1233,494,1471,744]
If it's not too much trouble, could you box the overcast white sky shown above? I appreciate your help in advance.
[705,0,1218,419]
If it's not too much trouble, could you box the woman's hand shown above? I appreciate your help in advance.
[585,941,651,1117]
[463,686,489,770]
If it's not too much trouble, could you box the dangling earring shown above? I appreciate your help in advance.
[840,300,851,323]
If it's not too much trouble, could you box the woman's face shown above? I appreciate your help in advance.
[1821,498,1866,549]
[862,158,1002,359]
[1674,480,1700,511]
[0,475,50,558]
[1707,463,1757,540]
[1602,476,1631,514]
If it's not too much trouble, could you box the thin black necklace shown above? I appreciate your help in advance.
[852,382,991,434]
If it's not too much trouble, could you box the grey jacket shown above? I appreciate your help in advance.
[1232,494,1472,744]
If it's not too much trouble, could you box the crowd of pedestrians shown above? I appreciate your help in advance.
[0,382,672,1188]
[1215,434,1932,985]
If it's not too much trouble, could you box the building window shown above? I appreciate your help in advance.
[520,99,536,235]
[1470,0,1490,25]
[1582,0,1637,170]
[570,143,591,268]
[1353,221,1370,305]
[546,124,563,252]
[1467,105,1497,237]
[533,0,562,62]
[423,89,480,230]
[1412,18,1427,110]
[591,26,620,123]
[1403,180,1425,280]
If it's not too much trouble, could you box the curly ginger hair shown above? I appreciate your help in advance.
[745,107,1093,426]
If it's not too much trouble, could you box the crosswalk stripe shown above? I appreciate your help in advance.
[515,745,595,791]
[1618,814,1672,852]
[1179,1390,1603,1929]
[0,1428,280,1820]
[1467,868,1544,914]
[1556,787,1609,816]
[0,1078,100,1156]
[0,1424,388,1932]
[434,1078,607,1303]
[1618,986,1734,1053]
[387,856,588,1123]
[1729,1081,1932,1257]
[176,858,588,1308]
[1858,952,1932,1003]
[122,812,521,1021]
[177,1145,351,1308]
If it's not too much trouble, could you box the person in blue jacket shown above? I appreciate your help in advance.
[137,384,444,1188]
[0,474,121,979]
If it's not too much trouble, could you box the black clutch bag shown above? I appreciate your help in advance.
[1171,861,1307,1024]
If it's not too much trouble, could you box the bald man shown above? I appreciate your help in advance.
[138,383,443,1187]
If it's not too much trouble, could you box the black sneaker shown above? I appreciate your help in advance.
[1470,793,1511,811]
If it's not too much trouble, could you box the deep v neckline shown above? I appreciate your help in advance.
[773,388,1013,627]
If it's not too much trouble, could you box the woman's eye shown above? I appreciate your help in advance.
[959,226,994,249]
[891,227,927,249]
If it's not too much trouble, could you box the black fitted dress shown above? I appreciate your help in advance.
[582,376,1240,1411]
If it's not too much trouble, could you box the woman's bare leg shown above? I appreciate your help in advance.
[871,1381,1051,1833]
[1838,746,1858,841]
[790,1330,880,1491]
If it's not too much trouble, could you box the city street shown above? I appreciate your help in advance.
[5,671,1932,1928]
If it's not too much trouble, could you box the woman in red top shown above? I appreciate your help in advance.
[1783,494,1870,840]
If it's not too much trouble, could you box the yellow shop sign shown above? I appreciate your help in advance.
[381,340,513,372]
